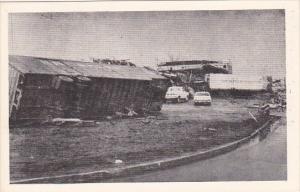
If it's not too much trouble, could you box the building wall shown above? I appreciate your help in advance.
[83,78,152,118]
[9,55,168,121]
[158,62,232,73]
[10,73,165,121]
[14,74,67,120]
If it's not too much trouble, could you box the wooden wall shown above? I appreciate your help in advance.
[14,74,66,120]
[82,78,152,119]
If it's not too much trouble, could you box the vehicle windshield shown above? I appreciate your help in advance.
[195,92,210,96]
[168,87,183,92]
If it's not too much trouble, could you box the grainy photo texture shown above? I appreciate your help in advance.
[8,10,286,183]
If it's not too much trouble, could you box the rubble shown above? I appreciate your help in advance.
[114,159,123,164]
[249,111,258,122]
[125,107,138,117]
[52,118,82,123]
[41,117,100,127]
[141,116,157,124]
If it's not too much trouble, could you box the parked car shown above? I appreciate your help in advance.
[165,86,189,103]
[193,91,212,105]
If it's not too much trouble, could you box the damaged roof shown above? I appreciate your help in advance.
[9,55,80,76]
[9,55,166,80]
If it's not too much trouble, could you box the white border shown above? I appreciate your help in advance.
[1,1,299,192]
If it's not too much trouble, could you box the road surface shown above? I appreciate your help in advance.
[106,116,287,182]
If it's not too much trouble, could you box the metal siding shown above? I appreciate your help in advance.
[86,79,99,115]
[130,81,139,111]
[116,79,124,99]
[123,80,131,108]
[135,81,146,110]
[87,80,98,114]
[104,79,116,114]
[104,79,113,114]
[102,79,110,114]
[121,80,129,100]
[131,80,139,104]
[123,80,132,108]
[15,74,66,120]
[115,80,123,111]
[118,80,127,110]
[97,78,108,114]
[111,80,119,98]
[112,80,123,112]
[143,81,151,109]
[117,79,127,112]
[85,79,100,116]
[209,74,268,91]
[128,80,137,106]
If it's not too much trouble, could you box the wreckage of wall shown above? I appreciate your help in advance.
[9,71,165,121]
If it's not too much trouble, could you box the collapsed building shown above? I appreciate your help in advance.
[9,55,167,122]
[157,60,232,92]
[158,60,273,95]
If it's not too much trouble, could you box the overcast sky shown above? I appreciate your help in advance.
[9,10,285,78]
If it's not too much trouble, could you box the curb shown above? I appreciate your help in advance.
[11,118,276,184]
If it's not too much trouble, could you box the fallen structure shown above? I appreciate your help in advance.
[9,55,167,122]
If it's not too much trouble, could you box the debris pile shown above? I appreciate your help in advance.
[158,60,232,92]
[269,79,286,111]
[93,58,136,67]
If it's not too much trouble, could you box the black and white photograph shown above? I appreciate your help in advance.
[1,1,299,191]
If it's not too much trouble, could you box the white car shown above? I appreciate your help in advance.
[193,91,212,105]
[165,86,189,103]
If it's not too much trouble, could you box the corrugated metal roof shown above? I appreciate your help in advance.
[61,60,153,80]
[140,67,167,79]
[9,55,166,80]
[9,55,81,76]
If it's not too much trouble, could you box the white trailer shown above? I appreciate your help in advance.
[206,74,270,91]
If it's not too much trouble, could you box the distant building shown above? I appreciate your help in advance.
[157,60,232,92]
[158,60,232,73]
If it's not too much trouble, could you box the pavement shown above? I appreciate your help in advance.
[105,115,287,182]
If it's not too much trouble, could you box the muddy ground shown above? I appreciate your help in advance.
[10,97,271,181]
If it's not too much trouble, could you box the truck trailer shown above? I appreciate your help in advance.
[205,74,272,94]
